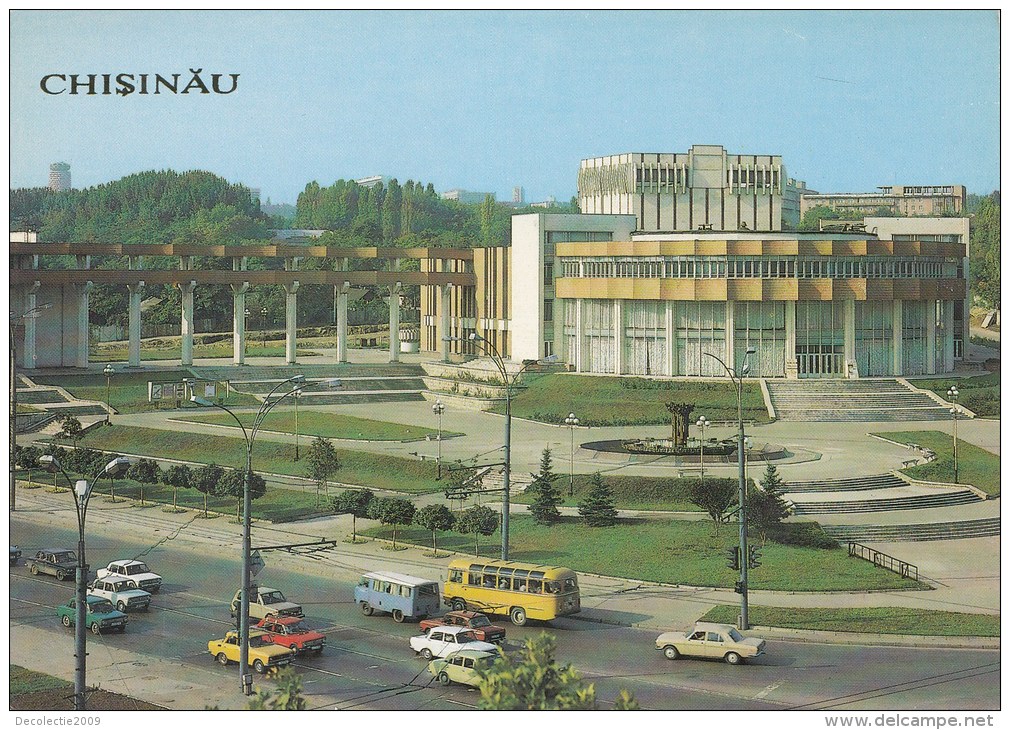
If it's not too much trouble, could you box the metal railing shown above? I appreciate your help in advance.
[848,542,919,581]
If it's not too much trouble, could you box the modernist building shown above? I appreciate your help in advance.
[48,162,71,191]
[800,185,967,218]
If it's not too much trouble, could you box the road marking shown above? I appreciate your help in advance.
[755,682,781,699]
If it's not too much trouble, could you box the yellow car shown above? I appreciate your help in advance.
[655,621,766,665]
[208,629,297,674]
[427,648,498,687]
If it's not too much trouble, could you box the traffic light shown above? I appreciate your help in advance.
[748,545,762,569]
[725,547,740,571]
[733,581,745,594]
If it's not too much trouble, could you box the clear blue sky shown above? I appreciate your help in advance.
[10,10,1000,205]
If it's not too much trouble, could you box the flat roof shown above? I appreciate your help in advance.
[362,571,439,587]
[631,231,875,241]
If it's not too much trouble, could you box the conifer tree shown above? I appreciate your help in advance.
[528,448,562,525]
[577,472,618,527]
[749,463,792,542]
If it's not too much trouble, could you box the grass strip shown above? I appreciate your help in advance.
[912,373,1000,418]
[700,604,999,637]
[10,665,72,697]
[498,373,770,426]
[177,410,457,441]
[363,516,917,592]
[512,473,705,511]
[874,430,1001,496]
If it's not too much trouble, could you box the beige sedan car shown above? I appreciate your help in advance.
[655,621,766,665]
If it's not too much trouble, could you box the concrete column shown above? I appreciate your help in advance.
[843,300,856,378]
[892,300,903,376]
[129,256,144,270]
[388,282,402,363]
[179,256,194,270]
[666,300,676,376]
[22,282,40,369]
[944,300,955,372]
[336,282,350,363]
[127,282,146,368]
[613,299,624,374]
[926,300,937,375]
[231,282,249,365]
[75,255,91,270]
[725,300,735,369]
[179,281,197,366]
[575,298,583,373]
[784,300,798,379]
[284,282,300,365]
[74,282,93,369]
[440,283,453,363]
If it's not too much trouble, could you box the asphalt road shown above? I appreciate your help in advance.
[9,517,999,711]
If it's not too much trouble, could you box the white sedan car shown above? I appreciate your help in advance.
[88,575,152,613]
[409,625,497,661]
[96,560,162,593]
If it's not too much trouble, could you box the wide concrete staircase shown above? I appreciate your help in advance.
[821,518,1000,542]
[767,379,952,421]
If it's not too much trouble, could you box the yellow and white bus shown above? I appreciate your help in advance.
[442,559,581,626]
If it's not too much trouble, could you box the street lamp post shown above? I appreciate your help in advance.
[432,400,446,478]
[293,388,303,461]
[947,385,960,484]
[704,346,756,630]
[190,374,311,696]
[467,333,556,560]
[103,364,116,424]
[564,412,579,496]
[696,415,711,487]
[260,307,268,349]
[10,302,53,513]
[244,309,251,358]
[38,454,132,710]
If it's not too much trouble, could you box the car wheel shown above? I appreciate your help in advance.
[450,598,466,612]
[253,659,266,674]
[151,586,161,594]
[392,609,405,623]
[142,604,150,613]
[438,671,451,686]
[61,615,72,627]
[91,622,101,636]
[216,652,229,666]
[725,652,742,666]
[56,570,67,581]
[118,625,126,633]
[510,607,527,626]
[313,648,324,656]
[360,602,374,616]
[420,648,433,661]
[116,601,127,612]
[30,564,39,575]
[663,645,680,660]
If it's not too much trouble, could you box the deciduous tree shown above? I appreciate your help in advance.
[304,436,340,509]
[329,488,374,542]
[413,504,455,556]
[371,497,416,549]
[126,458,161,506]
[455,505,499,556]
[192,463,225,517]
[687,478,737,531]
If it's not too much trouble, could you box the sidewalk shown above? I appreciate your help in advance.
[13,484,999,650]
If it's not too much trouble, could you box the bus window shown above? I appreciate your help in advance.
[498,576,510,589]
[529,580,542,594]
[564,577,578,592]
[516,579,528,592]
[380,581,392,594]
[358,577,370,587]
[399,585,412,597]
[545,581,560,594]
[448,570,463,583]
[467,572,481,586]
[482,574,496,588]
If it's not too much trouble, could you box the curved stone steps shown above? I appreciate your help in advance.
[822,518,1000,542]
[784,474,906,493]
[792,490,981,515]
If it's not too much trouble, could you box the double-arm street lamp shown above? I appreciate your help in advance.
[190,374,340,696]
[467,332,556,560]
[947,385,960,484]
[38,453,133,710]
[564,412,579,496]
[432,400,446,478]
[103,364,116,424]
[696,415,711,487]
[704,346,756,630]
[10,302,53,513]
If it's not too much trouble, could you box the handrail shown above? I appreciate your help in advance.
[848,542,919,581]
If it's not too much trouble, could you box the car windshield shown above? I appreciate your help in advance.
[56,552,76,562]
[261,591,285,604]
[126,563,150,575]
[249,635,269,648]
[91,601,115,614]
[470,616,491,628]
[458,631,478,643]
[727,628,744,642]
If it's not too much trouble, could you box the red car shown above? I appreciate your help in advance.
[255,616,326,654]
[419,611,506,644]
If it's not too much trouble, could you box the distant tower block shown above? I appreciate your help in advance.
[49,162,71,191]
[513,186,525,205]
[249,187,261,203]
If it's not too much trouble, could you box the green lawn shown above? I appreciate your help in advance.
[10,665,72,697]
[912,372,1000,418]
[178,410,457,442]
[363,516,918,592]
[30,370,259,414]
[701,604,999,637]
[512,473,711,511]
[500,374,769,426]
[875,430,1001,496]
[73,424,442,495]
[90,342,320,362]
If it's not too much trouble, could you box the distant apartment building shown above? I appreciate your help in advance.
[783,178,818,228]
[513,186,525,205]
[441,188,495,204]
[248,187,261,203]
[531,196,557,209]
[48,162,71,191]
[578,145,787,232]
[800,185,966,218]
